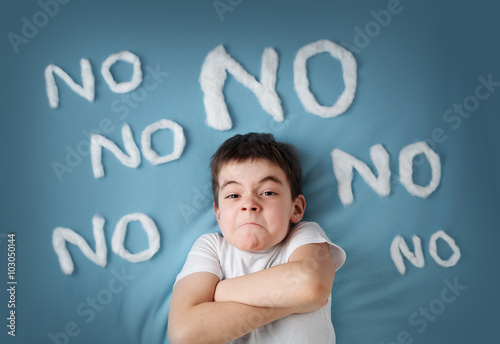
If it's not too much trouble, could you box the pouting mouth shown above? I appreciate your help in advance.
[238,222,264,230]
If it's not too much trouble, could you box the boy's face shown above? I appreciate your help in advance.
[214,159,305,252]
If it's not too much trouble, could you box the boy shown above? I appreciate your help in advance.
[168,133,345,344]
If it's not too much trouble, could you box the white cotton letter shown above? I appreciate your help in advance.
[111,213,160,263]
[45,58,95,108]
[390,234,425,275]
[399,141,441,198]
[199,45,283,131]
[101,51,142,93]
[331,144,390,206]
[52,214,107,275]
[91,123,141,178]
[141,119,185,165]
[429,230,461,268]
[294,39,357,118]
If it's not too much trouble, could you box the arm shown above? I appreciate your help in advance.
[168,272,297,344]
[214,242,335,308]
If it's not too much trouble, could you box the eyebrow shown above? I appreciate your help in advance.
[220,175,283,190]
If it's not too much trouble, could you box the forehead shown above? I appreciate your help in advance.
[218,158,287,182]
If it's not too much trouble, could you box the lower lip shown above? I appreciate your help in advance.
[240,223,262,229]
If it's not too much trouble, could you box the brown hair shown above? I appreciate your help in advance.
[210,133,302,206]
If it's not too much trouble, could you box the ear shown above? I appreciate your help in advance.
[213,202,220,222]
[290,195,306,224]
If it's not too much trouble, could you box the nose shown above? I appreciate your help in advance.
[241,195,261,212]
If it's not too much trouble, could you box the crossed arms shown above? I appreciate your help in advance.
[167,242,336,344]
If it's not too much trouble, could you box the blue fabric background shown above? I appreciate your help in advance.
[1,0,499,343]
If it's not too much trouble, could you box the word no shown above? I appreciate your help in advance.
[53,213,159,275]
[391,231,461,275]
[44,39,357,131]
[409,277,466,333]
[382,277,466,344]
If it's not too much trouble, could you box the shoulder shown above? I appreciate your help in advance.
[191,233,224,251]
[285,221,346,270]
[287,221,325,240]
[292,221,321,231]
[184,233,224,259]
[175,233,225,284]
[193,232,223,246]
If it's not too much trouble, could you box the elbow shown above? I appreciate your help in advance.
[168,320,199,344]
[169,319,221,344]
[295,266,335,306]
[300,277,332,304]
[167,325,187,344]
[168,326,196,344]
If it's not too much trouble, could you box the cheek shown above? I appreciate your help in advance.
[216,205,234,225]
[272,201,294,218]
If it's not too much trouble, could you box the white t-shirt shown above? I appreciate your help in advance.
[175,221,346,344]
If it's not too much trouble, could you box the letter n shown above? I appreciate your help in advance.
[390,235,425,275]
[90,123,141,178]
[45,59,95,108]
[52,215,107,275]
[331,144,390,206]
[199,45,283,131]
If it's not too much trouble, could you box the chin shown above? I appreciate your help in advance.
[237,236,264,252]
[238,242,262,252]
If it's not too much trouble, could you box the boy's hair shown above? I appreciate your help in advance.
[210,132,302,206]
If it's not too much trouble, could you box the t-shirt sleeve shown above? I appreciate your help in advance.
[284,221,346,271]
[174,233,224,284]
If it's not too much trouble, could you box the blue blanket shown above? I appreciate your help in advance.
[1,0,499,343]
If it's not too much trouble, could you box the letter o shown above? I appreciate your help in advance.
[429,230,461,267]
[399,141,441,198]
[141,119,185,165]
[294,39,357,118]
[101,51,142,94]
[111,213,160,263]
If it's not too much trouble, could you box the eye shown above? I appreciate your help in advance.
[261,191,277,196]
[225,194,239,199]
